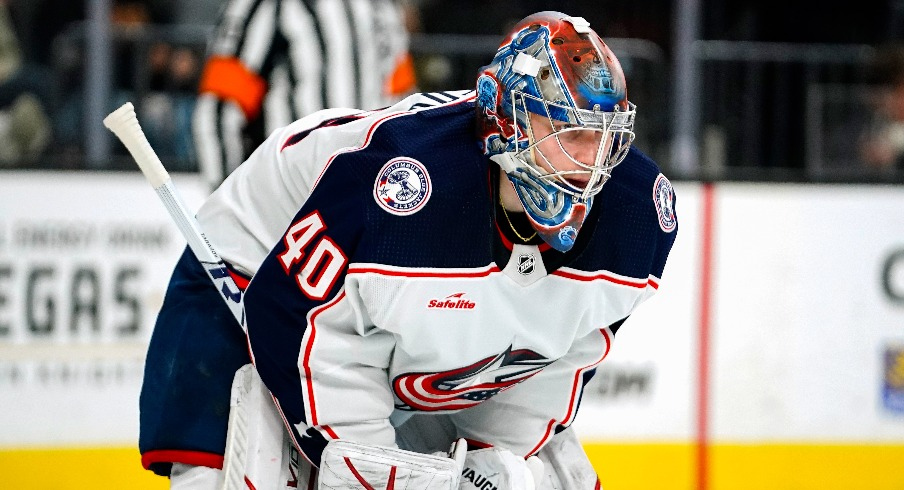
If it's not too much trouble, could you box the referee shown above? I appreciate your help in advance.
[193,0,416,190]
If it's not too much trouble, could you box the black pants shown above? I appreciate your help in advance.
[139,247,251,476]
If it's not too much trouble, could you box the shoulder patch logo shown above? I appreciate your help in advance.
[653,173,676,233]
[374,157,432,215]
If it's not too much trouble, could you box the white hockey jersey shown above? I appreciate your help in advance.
[196,90,677,467]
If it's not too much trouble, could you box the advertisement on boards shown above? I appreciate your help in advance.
[0,172,206,447]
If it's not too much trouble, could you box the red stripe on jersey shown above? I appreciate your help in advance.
[281,115,366,151]
[306,92,478,192]
[141,449,224,470]
[527,328,611,456]
[552,269,659,289]
[531,419,558,458]
[347,265,500,278]
[322,425,340,439]
[311,111,415,190]
[302,291,348,426]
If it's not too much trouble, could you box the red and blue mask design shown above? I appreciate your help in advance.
[476,11,635,252]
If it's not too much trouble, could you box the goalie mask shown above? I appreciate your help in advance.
[476,11,635,252]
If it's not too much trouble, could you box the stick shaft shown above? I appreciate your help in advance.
[154,181,246,327]
[105,102,250,490]
[103,102,245,328]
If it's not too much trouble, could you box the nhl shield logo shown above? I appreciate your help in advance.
[374,157,432,215]
[517,254,535,275]
[653,174,676,233]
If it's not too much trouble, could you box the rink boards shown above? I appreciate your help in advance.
[1,173,902,490]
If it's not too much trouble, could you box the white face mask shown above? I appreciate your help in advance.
[489,92,634,253]
[512,91,636,203]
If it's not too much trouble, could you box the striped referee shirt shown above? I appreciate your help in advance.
[193,0,415,189]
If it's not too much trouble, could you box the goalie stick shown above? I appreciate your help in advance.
[103,102,249,490]
[103,102,245,328]
[104,103,539,490]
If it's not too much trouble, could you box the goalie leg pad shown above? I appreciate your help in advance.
[224,364,310,490]
[319,440,460,490]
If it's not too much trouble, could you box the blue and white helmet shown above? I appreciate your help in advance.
[476,11,635,252]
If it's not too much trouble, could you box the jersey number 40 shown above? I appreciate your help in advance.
[277,211,347,301]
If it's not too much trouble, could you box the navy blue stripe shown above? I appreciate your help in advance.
[422,92,450,104]
[281,115,363,150]
[245,148,366,464]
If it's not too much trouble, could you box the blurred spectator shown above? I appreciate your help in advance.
[0,0,52,167]
[408,0,536,91]
[141,43,202,170]
[45,0,196,169]
[8,0,84,67]
[860,45,904,172]
[193,0,416,190]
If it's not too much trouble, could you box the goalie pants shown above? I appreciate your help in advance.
[139,247,251,476]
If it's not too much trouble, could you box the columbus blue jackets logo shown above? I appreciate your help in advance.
[393,346,553,411]
[653,174,676,233]
[374,157,432,215]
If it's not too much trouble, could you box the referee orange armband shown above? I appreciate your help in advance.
[386,52,417,96]
[198,55,268,120]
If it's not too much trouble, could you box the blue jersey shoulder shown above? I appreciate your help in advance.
[304,104,677,281]
[607,146,666,204]
[573,146,678,279]
[313,99,495,268]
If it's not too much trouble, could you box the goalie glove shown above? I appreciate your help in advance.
[318,439,467,490]
[459,447,545,490]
